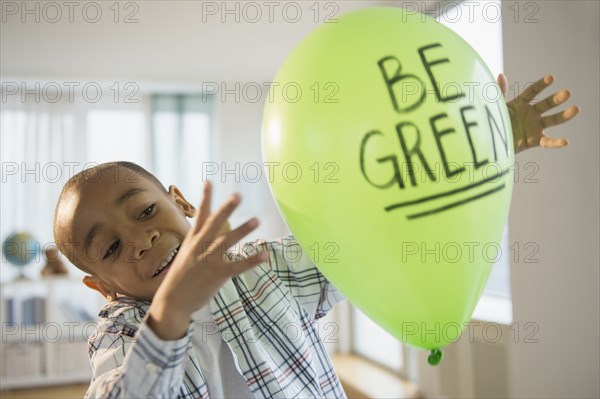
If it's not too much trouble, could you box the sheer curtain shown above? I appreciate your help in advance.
[151,94,214,204]
[1,96,85,280]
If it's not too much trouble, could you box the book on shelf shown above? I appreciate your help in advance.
[6,297,16,323]
[21,297,46,325]
[60,300,95,322]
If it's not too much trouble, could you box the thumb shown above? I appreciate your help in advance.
[497,73,508,98]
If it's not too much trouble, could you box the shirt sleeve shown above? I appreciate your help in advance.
[263,234,345,320]
[85,313,194,399]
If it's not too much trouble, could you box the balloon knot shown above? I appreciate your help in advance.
[428,348,443,366]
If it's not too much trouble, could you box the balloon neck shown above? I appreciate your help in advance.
[428,349,443,366]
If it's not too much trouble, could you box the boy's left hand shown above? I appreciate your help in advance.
[497,74,580,154]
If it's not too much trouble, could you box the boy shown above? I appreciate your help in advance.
[53,74,578,398]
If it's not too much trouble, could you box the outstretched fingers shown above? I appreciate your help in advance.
[539,136,569,149]
[516,75,554,104]
[193,181,213,234]
[534,90,571,114]
[205,217,263,261]
[218,218,260,251]
[225,252,269,276]
[195,192,242,249]
[541,105,580,128]
[537,105,580,149]
[200,217,267,278]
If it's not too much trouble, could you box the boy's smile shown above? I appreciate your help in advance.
[55,168,196,301]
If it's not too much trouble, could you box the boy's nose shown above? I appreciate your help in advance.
[131,229,160,259]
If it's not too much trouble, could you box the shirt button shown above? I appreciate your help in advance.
[146,363,159,374]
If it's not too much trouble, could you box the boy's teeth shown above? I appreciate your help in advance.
[154,248,178,277]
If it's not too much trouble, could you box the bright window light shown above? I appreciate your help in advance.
[352,306,404,371]
[86,110,149,166]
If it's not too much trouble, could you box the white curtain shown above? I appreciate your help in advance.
[1,97,85,280]
[151,94,214,204]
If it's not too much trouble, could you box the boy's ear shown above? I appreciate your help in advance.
[82,275,118,302]
[168,185,196,218]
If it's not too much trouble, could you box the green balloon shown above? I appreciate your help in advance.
[262,7,514,350]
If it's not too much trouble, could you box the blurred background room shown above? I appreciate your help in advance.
[1,1,598,398]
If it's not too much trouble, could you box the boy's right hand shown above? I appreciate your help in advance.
[147,181,267,340]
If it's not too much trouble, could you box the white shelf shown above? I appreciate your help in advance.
[0,276,104,390]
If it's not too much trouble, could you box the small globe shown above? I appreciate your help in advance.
[2,232,40,266]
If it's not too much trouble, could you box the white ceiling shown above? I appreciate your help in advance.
[1,1,441,84]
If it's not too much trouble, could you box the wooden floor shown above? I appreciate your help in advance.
[0,384,88,399]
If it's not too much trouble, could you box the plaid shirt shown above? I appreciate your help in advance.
[85,235,347,398]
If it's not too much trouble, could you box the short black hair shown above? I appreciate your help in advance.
[52,161,166,272]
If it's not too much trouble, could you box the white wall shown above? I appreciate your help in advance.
[211,89,290,240]
[502,2,600,398]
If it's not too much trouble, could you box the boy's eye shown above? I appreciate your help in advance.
[103,240,120,259]
[139,204,156,219]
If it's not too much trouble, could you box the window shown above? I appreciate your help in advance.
[352,307,404,371]
[151,94,213,203]
[87,110,149,166]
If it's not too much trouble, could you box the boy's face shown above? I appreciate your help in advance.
[57,169,195,301]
